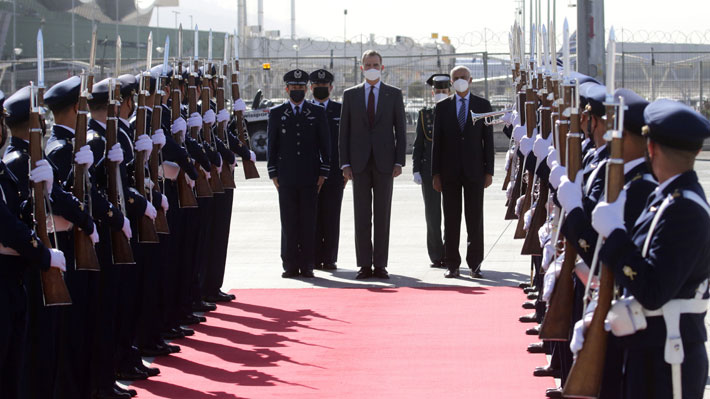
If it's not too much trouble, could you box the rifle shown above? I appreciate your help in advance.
[231,31,260,179]
[149,35,172,233]
[504,72,527,220]
[188,59,213,198]
[134,71,159,243]
[31,35,73,305]
[201,61,224,194]
[513,83,537,239]
[215,33,236,188]
[563,29,621,398]
[72,71,100,271]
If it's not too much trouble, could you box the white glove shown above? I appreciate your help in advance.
[161,161,180,180]
[504,149,513,171]
[203,109,216,126]
[160,194,169,212]
[122,217,132,240]
[144,201,157,220]
[533,134,553,159]
[523,208,533,231]
[547,147,559,169]
[515,194,525,217]
[249,150,256,163]
[135,134,153,158]
[187,112,203,129]
[108,143,124,164]
[557,171,583,213]
[74,145,94,168]
[152,128,166,149]
[89,223,99,244]
[413,172,422,185]
[512,125,526,144]
[541,241,555,272]
[513,112,521,127]
[549,163,566,189]
[592,190,627,238]
[570,319,586,356]
[185,173,195,189]
[30,160,54,194]
[49,248,66,272]
[519,136,534,156]
[216,108,230,123]
[542,267,557,301]
[501,111,514,126]
[171,117,187,142]
[216,154,223,174]
[232,98,247,112]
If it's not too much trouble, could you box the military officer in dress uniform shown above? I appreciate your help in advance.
[309,68,343,271]
[592,99,710,399]
[412,74,449,269]
[268,69,330,278]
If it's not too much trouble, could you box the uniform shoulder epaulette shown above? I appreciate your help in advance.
[87,130,105,142]
[45,139,68,156]
[2,150,23,165]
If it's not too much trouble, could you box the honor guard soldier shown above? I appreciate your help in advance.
[413,73,449,269]
[310,68,344,271]
[592,99,710,399]
[268,69,330,278]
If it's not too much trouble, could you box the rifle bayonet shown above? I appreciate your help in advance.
[116,36,122,77]
[146,31,153,72]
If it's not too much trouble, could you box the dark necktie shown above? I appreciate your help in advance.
[458,97,467,131]
[319,102,326,108]
[367,85,376,128]
[295,105,300,116]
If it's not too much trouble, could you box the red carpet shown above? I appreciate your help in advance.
[132,287,553,398]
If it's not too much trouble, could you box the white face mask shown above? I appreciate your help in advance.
[363,68,381,81]
[434,93,448,103]
[453,79,469,93]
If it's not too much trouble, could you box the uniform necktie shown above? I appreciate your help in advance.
[367,85,376,128]
[458,97,467,132]
[319,102,326,108]
[295,105,300,116]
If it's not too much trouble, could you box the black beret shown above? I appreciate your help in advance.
[643,99,710,151]
[4,86,32,125]
[44,76,81,110]
[614,88,649,136]
[118,74,138,98]
[584,84,607,117]
[90,77,113,103]
[426,73,451,89]
[309,69,334,84]
[283,69,309,85]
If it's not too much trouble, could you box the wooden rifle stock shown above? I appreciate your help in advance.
[501,80,525,192]
[133,76,159,243]
[232,59,259,179]
[31,86,73,305]
[170,73,198,208]
[513,90,537,239]
[188,70,213,198]
[504,88,527,219]
[150,78,170,234]
[539,103,583,341]
[106,86,135,265]
[216,64,236,188]
[200,74,224,194]
[563,104,623,398]
[72,84,100,270]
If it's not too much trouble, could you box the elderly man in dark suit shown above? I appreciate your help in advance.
[432,65,494,279]
[339,50,406,280]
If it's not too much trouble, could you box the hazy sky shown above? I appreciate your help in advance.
[150,0,710,52]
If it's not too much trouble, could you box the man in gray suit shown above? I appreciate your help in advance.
[339,50,406,279]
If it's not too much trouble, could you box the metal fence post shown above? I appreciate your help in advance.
[483,51,489,100]
[700,61,704,112]
[621,51,625,88]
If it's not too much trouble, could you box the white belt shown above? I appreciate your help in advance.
[0,243,20,256]
[48,215,73,233]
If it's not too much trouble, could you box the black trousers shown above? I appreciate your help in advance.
[192,197,214,303]
[0,277,27,399]
[352,158,394,269]
[177,206,199,317]
[441,175,484,270]
[420,172,444,264]
[278,185,318,273]
[203,189,234,296]
[163,180,187,326]
[315,181,344,266]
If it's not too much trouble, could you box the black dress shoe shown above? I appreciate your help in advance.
[527,292,539,300]
[136,363,160,377]
[523,286,537,294]
[519,312,538,323]
[322,263,337,270]
[522,301,536,309]
[192,300,217,312]
[534,366,562,378]
[115,367,149,381]
[430,260,446,268]
[527,342,548,354]
[203,294,228,303]
[526,325,541,335]
[314,263,324,270]
[282,270,300,278]
[471,270,483,278]
[157,341,181,353]
[179,326,195,336]
[179,314,203,325]
[114,384,137,397]
[195,315,207,322]
[518,282,531,289]
[373,268,389,279]
[95,387,131,399]
[161,328,185,340]
[444,268,460,278]
[356,267,372,279]
[546,388,562,398]
[300,270,315,278]
[219,290,236,300]
[139,345,172,357]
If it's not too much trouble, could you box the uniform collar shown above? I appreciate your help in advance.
[313,99,329,108]
[623,157,645,175]
[656,170,698,197]
[54,124,76,138]
[90,119,107,131]
[9,136,29,151]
